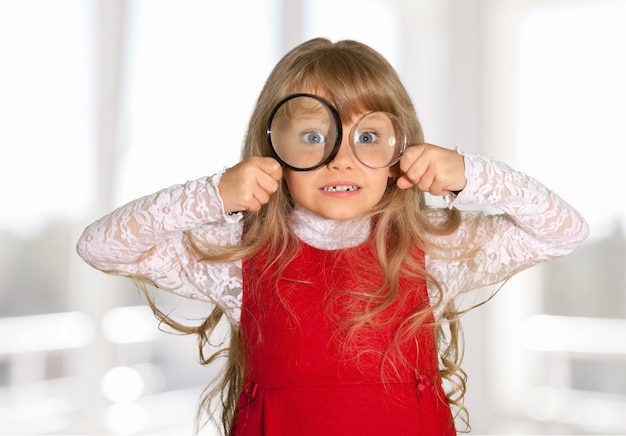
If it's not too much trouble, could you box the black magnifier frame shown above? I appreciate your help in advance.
[266,93,343,172]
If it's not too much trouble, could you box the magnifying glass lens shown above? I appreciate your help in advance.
[267,95,339,171]
[352,112,405,168]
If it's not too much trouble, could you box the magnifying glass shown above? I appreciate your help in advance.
[266,93,406,171]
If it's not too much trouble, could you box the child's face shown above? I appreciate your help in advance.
[283,113,392,221]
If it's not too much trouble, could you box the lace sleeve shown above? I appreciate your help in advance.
[426,152,589,313]
[76,172,245,323]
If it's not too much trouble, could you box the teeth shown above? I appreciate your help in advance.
[322,186,359,192]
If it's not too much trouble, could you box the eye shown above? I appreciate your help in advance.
[355,131,378,144]
[302,131,326,144]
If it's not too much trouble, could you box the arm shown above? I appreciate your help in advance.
[76,157,283,323]
[76,172,245,321]
[424,151,589,307]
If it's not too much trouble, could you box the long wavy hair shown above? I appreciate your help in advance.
[145,38,472,435]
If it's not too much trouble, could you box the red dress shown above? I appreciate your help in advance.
[234,240,456,435]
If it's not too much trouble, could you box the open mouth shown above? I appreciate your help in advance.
[321,185,359,192]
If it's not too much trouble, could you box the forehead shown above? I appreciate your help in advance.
[297,81,376,115]
[273,93,368,126]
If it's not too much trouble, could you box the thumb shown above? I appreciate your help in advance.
[396,175,415,190]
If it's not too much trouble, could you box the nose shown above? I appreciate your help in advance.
[327,126,356,170]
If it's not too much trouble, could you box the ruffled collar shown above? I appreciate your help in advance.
[288,205,371,250]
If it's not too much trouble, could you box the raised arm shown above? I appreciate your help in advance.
[76,173,245,321]
[425,151,589,308]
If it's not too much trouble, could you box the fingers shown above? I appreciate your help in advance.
[219,157,283,213]
[396,144,466,195]
[256,157,283,182]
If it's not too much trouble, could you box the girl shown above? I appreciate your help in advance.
[77,38,589,435]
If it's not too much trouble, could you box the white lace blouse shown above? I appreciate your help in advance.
[76,152,589,324]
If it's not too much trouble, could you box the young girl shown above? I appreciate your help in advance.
[77,38,589,435]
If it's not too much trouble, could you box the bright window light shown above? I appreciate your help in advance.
[0,0,91,236]
[101,366,146,403]
[0,312,94,354]
[101,305,160,344]
[516,0,626,241]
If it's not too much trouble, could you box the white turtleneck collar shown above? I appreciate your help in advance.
[288,204,372,250]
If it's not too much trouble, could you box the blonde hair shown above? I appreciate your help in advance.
[147,38,470,434]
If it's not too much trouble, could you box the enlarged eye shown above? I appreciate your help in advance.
[355,131,378,144]
[302,131,326,144]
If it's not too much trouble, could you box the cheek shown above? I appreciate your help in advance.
[367,172,392,204]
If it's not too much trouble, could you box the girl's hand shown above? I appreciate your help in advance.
[396,144,466,195]
[218,157,283,213]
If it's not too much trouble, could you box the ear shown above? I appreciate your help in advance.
[388,165,399,180]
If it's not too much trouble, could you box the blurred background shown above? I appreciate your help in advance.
[1,0,625,434]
